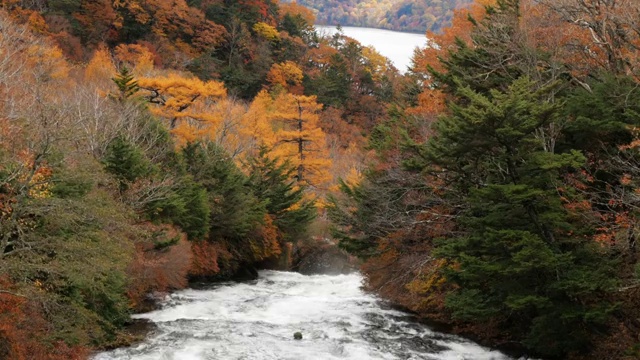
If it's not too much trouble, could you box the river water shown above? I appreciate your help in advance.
[315,25,427,72]
[95,270,513,360]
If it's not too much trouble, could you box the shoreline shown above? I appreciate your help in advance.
[314,23,426,35]
[94,269,521,359]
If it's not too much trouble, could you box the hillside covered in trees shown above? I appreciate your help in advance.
[330,0,640,358]
[0,0,402,358]
[2,0,640,359]
[288,0,474,33]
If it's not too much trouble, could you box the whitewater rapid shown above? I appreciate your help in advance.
[94,270,513,360]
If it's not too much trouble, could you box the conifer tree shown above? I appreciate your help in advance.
[169,178,211,240]
[246,146,316,241]
[103,136,153,193]
[562,75,640,157]
[267,91,331,188]
[428,77,617,357]
[111,66,140,102]
[561,75,640,257]
[428,0,551,99]
[182,142,266,241]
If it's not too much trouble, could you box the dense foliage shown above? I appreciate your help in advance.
[3,0,640,359]
[0,0,405,357]
[331,0,640,358]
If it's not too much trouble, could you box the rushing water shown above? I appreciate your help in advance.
[95,270,513,360]
[315,25,427,72]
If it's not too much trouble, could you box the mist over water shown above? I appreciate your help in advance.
[95,271,513,360]
[315,25,427,72]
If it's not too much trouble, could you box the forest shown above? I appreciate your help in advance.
[288,0,474,33]
[0,0,640,359]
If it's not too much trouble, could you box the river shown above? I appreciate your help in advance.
[95,270,514,360]
[315,25,427,72]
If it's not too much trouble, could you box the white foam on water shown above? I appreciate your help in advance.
[94,270,515,360]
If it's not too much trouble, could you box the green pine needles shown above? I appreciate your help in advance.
[428,77,617,357]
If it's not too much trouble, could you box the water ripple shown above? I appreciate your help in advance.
[95,270,514,360]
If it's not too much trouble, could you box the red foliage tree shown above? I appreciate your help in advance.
[0,278,89,360]
[189,241,221,278]
[126,225,193,310]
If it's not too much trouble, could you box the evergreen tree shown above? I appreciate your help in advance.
[303,52,352,108]
[111,66,140,102]
[182,142,266,241]
[428,77,617,357]
[562,75,640,156]
[146,177,211,241]
[328,175,387,256]
[329,112,440,257]
[246,147,316,241]
[279,12,316,43]
[560,75,640,258]
[428,0,548,99]
[103,136,153,193]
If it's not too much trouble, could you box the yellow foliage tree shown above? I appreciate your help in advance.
[198,98,250,157]
[267,91,332,189]
[266,61,304,92]
[241,90,331,189]
[85,47,116,86]
[239,90,277,156]
[362,47,390,83]
[114,44,155,75]
[253,22,279,42]
[25,43,69,82]
[137,74,227,142]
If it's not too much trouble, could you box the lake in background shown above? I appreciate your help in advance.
[315,25,427,72]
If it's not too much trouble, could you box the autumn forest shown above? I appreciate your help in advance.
[1,0,640,359]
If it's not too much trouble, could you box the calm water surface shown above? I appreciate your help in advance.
[95,271,515,360]
[315,25,427,72]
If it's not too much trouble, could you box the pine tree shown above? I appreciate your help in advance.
[182,142,266,241]
[561,75,640,257]
[111,66,140,101]
[562,74,640,157]
[428,77,617,357]
[428,0,545,98]
[172,178,210,240]
[246,146,315,241]
[103,136,153,193]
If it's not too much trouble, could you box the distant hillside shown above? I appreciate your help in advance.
[289,0,474,33]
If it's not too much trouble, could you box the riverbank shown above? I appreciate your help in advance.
[356,247,640,360]
[91,238,354,351]
[94,270,512,359]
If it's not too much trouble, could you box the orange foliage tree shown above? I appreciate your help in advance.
[112,0,226,53]
[127,226,193,309]
[279,1,316,25]
[266,61,304,93]
[409,0,493,119]
[114,44,156,75]
[265,91,332,189]
[538,0,640,77]
[189,241,221,278]
[137,74,227,141]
